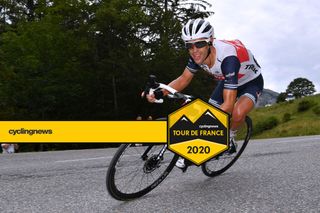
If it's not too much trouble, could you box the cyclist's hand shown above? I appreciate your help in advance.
[141,91,155,103]
[147,93,157,103]
[141,90,164,103]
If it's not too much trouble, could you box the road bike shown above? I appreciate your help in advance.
[106,75,253,200]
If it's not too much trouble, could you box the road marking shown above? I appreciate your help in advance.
[54,136,320,163]
[251,135,320,144]
[55,156,110,163]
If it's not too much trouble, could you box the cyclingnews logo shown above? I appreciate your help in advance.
[168,99,230,165]
[8,128,53,136]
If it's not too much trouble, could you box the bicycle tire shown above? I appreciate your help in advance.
[201,116,252,177]
[106,143,179,200]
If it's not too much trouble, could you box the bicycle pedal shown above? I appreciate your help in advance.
[226,145,237,155]
[226,138,238,155]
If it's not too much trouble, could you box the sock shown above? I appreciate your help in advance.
[230,129,237,139]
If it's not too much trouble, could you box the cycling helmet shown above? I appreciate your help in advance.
[181,18,214,42]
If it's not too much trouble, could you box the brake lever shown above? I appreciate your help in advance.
[142,75,163,103]
[149,88,164,103]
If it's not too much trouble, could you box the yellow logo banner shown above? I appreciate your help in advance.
[0,121,167,143]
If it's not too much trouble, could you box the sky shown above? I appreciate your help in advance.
[206,0,320,93]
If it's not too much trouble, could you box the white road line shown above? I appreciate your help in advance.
[251,135,320,144]
[55,156,110,163]
[54,136,320,163]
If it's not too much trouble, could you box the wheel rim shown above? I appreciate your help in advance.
[202,117,252,176]
[109,144,176,197]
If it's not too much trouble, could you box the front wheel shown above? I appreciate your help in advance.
[201,116,252,177]
[106,144,178,200]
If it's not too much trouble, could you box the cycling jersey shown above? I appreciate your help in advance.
[186,39,261,90]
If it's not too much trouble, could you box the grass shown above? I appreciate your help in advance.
[248,94,320,139]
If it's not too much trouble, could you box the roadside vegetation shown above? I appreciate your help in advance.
[250,94,320,139]
[1,1,318,152]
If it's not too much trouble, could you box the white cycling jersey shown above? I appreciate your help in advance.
[187,39,261,89]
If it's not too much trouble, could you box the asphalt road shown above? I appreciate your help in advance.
[1,135,320,213]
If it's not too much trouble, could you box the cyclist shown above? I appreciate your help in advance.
[145,18,264,170]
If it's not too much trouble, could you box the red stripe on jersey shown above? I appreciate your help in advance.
[238,73,245,79]
[223,40,250,63]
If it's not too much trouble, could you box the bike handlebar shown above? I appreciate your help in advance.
[143,75,193,103]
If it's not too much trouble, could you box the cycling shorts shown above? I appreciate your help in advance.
[209,74,264,107]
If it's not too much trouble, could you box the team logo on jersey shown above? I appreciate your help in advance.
[245,64,259,73]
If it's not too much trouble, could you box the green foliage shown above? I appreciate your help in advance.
[286,77,316,98]
[297,100,316,112]
[250,94,320,139]
[276,92,287,103]
[253,116,279,135]
[312,105,320,115]
[0,0,214,151]
[282,113,291,122]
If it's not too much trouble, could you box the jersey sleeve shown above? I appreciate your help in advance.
[186,57,201,74]
[221,56,240,90]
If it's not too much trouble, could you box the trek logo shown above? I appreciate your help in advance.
[167,99,230,165]
[245,64,258,73]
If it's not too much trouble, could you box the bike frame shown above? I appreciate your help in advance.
[106,75,252,200]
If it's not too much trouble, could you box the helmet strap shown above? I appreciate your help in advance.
[204,42,212,61]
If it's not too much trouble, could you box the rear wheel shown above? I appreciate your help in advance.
[201,116,252,177]
[106,144,178,200]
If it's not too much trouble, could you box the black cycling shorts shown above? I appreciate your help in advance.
[209,74,264,107]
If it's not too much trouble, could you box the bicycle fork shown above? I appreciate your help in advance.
[141,144,168,161]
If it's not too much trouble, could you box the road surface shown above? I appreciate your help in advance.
[1,135,319,213]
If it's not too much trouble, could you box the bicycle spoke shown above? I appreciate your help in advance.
[201,116,252,177]
[107,144,178,199]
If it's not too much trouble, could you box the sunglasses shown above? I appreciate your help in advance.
[185,39,210,50]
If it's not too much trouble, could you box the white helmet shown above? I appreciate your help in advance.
[181,18,214,42]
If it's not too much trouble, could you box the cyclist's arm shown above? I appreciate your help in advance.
[163,68,194,96]
[219,55,240,114]
[144,68,194,103]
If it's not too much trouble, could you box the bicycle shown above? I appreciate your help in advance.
[106,75,253,201]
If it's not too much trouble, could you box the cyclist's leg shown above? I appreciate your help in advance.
[175,82,224,172]
[209,80,235,138]
[232,75,264,130]
[208,80,240,152]
[231,96,255,130]
[208,80,224,107]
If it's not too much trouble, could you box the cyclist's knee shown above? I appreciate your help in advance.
[232,109,246,123]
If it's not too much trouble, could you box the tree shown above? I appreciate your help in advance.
[93,0,214,119]
[276,92,287,103]
[0,0,215,121]
[0,0,216,151]
[286,78,316,98]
